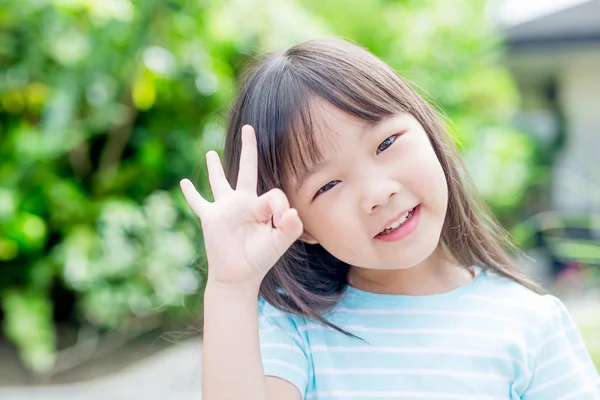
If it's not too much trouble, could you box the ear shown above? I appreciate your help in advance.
[298,230,319,245]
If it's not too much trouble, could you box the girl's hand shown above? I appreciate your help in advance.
[180,125,303,289]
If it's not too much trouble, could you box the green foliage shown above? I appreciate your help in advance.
[2,289,56,373]
[0,0,538,372]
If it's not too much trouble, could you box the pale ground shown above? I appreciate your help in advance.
[0,340,204,400]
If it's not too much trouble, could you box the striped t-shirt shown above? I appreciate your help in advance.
[258,268,600,399]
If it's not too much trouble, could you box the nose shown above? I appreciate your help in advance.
[360,176,401,214]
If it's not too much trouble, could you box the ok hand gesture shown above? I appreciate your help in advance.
[180,125,304,289]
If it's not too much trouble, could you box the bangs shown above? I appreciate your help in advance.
[251,40,411,193]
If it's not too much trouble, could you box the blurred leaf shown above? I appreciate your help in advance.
[2,290,56,373]
[132,70,156,110]
[4,212,48,252]
[0,237,19,261]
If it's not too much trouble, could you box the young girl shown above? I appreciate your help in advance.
[180,38,600,399]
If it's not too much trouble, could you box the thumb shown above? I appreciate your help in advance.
[271,208,303,254]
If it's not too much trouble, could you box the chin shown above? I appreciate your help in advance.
[384,232,442,270]
[327,219,444,270]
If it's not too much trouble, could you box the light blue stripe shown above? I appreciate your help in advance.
[257,270,600,399]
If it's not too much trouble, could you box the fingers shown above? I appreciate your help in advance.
[180,179,209,217]
[252,188,289,225]
[206,151,232,200]
[271,208,304,252]
[253,189,303,252]
[236,125,258,194]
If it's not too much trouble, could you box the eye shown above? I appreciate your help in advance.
[376,135,398,154]
[315,180,339,197]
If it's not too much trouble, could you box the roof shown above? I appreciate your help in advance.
[505,0,600,49]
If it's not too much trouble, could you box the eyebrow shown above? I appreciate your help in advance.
[294,160,330,192]
[292,117,394,193]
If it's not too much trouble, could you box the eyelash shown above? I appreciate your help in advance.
[377,134,398,154]
[315,180,338,197]
[314,134,399,198]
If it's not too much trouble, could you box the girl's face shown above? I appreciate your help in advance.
[286,101,448,270]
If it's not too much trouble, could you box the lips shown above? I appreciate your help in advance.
[375,205,419,237]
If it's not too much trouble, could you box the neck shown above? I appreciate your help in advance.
[347,246,473,296]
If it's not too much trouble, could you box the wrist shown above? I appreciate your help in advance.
[204,278,262,299]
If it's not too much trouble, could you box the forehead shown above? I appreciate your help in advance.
[309,99,372,153]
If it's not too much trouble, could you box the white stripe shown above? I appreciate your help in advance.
[535,344,585,372]
[478,280,541,301]
[306,390,506,399]
[557,383,600,400]
[258,327,302,342]
[474,280,557,317]
[333,308,533,331]
[478,279,500,291]
[479,279,509,291]
[300,325,532,356]
[262,359,307,380]
[460,294,540,314]
[584,362,600,377]
[538,325,578,349]
[260,312,289,319]
[526,368,582,395]
[314,368,510,380]
[308,345,526,368]
[259,326,278,334]
[299,324,523,342]
[260,343,305,356]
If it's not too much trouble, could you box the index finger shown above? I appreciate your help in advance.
[180,179,209,218]
[236,125,258,194]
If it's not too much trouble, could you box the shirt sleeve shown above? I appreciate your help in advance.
[522,295,600,400]
[257,297,309,397]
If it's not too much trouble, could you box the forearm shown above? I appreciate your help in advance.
[202,281,268,400]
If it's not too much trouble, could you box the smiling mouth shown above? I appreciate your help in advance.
[376,207,417,236]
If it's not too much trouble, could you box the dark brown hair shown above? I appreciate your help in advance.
[223,37,543,328]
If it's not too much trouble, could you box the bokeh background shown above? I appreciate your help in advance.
[0,0,598,398]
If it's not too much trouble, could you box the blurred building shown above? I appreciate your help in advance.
[505,0,600,212]
[503,0,600,280]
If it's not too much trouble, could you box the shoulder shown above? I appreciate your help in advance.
[258,297,309,331]
[466,269,564,326]
[258,296,302,318]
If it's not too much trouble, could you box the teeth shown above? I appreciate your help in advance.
[385,211,410,230]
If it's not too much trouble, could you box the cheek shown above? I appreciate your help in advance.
[427,153,448,191]
[424,155,449,213]
[401,143,448,209]
[297,202,363,255]
[298,202,348,236]
[289,196,326,235]
[302,208,366,263]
